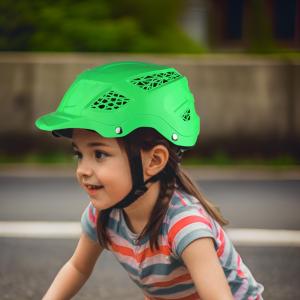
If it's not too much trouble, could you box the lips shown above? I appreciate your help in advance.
[86,184,102,189]
[84,184,103,196]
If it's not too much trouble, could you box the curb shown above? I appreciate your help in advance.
[0,164,300,180]
[184,166,300,180]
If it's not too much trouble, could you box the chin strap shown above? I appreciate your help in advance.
[112,150,161,209]
[98,149,160,246]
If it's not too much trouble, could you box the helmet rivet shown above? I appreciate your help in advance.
[172,133,178,141]
[115,127,123,134]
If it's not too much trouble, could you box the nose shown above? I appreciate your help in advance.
[76,159,93,179]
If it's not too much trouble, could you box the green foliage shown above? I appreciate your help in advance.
[0,0,204,53]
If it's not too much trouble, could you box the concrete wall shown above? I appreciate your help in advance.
[0,53,299,155]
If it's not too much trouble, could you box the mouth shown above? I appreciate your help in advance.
[84,184,104,195]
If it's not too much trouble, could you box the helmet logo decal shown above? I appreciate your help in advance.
[182,109,191,121]
[91,91,130,111]
[130,71,182,91]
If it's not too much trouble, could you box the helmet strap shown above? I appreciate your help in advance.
[113,150,161,209]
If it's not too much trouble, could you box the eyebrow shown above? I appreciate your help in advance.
[72,142,111,149]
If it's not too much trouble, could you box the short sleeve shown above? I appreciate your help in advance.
[167,206,215,258]
[81,202,98,242]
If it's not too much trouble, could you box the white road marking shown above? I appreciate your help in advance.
[0,222,81,239]
[226,228,300,247]
[0,222,300,246]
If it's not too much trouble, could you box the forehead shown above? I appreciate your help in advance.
[72,129,118,148]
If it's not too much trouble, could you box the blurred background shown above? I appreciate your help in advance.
[0,0,300,299]
[0,0,299,164]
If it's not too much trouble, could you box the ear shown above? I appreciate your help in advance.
[142,145,169,178]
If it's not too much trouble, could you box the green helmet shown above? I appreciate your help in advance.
[35,61,200,147]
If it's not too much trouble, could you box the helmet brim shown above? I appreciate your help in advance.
[35,111,113,139]
[35,110,199,147]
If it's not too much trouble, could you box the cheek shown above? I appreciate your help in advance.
[121,159,132,187]
[75,166,85,182]
[106,158,132,191]
[75,170,81,184]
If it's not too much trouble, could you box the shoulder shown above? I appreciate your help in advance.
[164,189,217,258]
[81,202,98,227]
[81,202,99,241]
[166,189,214,227]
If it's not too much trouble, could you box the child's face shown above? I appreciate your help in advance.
[72,129,132,210]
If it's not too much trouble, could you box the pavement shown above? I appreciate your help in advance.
[1,164,300,300]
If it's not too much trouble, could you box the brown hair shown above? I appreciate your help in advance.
[97,128,228,250]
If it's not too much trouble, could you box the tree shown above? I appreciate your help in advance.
[0,0,204,53]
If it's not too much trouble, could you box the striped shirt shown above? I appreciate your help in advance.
[81,189,264,300]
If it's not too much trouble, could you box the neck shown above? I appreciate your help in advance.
[123,181,160,234]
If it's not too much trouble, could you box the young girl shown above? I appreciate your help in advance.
[35,61,264,300]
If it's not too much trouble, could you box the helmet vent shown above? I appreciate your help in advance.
[130,71,182,91]
[91,91,130,111]
[182,109,191,121]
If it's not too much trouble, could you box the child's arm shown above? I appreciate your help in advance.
[43,232,103,300]
[181,238,234,300]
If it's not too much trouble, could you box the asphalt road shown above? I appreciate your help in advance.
[0,176,299,229]
[0,174,300,299]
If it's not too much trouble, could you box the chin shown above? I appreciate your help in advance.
[90,197,114,211]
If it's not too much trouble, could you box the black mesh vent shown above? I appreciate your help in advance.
[130,71,182,91]
[182,109,191,121]
[91,91,130,111]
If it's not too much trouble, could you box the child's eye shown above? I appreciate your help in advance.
[72,150,82,161]
[95,150,108,160]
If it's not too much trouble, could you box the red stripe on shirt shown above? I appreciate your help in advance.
[216,229,225,257]
[136,245,171,263]
[152,273,192,287]
[88,206,97,226]
[176,190,188,206]
[168,215,212,247]
[110,241,135,257]
[151,292,200,300]
[111,241,171,263]
[236,255,246,278]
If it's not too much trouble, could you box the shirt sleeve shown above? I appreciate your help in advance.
[167,206,215,258]
[81,202,98,242]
